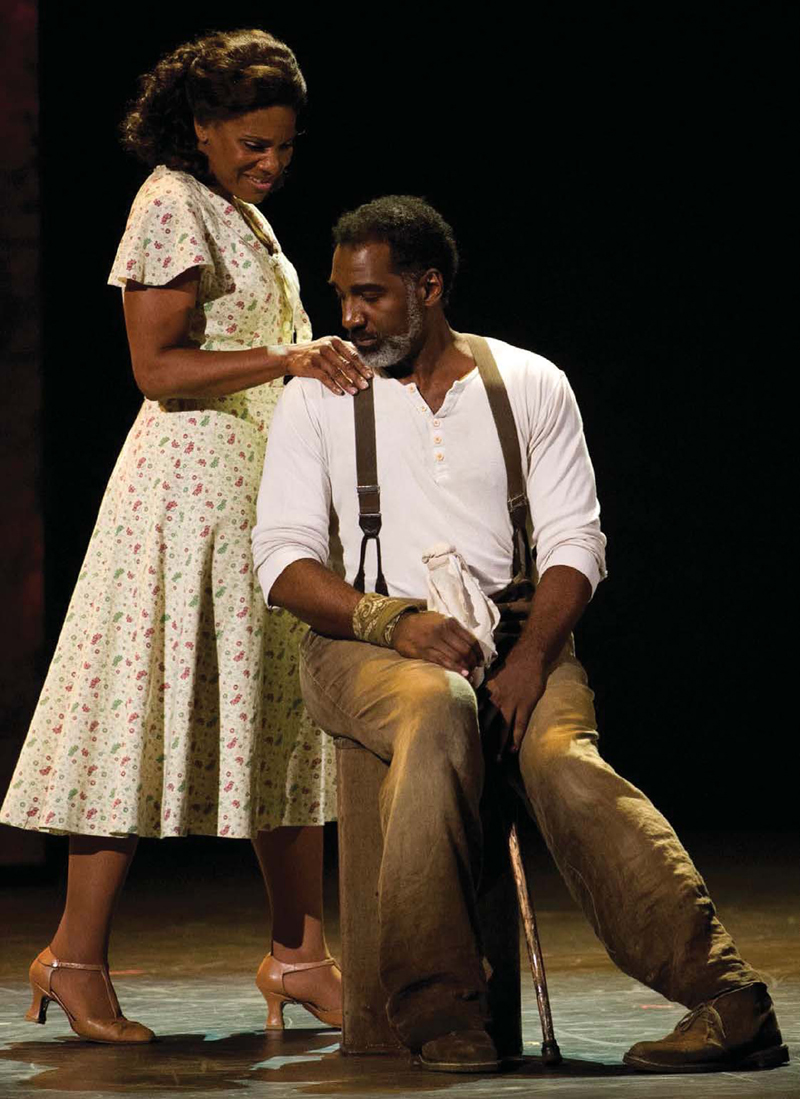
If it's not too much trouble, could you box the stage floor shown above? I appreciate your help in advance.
[0,831,796,1099]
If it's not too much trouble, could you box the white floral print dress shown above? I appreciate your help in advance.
[0,166,336,837]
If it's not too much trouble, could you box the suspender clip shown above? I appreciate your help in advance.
[508,492,529,526]
[358,513,382,537]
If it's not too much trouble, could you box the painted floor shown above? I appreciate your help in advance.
[0,831,796,1098]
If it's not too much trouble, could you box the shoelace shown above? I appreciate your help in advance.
[676,1003,725,1039]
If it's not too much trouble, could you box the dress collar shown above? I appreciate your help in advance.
[156,166,281,258]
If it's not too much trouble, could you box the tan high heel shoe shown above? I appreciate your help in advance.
[256,953,342,1031]
[25,947,155,1044]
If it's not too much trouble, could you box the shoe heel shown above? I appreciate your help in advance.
[263,991,288,1031]
[742,1043,790,1069]
[25,986,49,1025]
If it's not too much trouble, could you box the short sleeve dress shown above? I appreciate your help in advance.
[0,166,336,838]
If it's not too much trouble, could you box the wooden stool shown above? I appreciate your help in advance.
[335,736,522,1057]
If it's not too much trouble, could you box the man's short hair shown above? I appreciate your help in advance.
[332,195,459,303]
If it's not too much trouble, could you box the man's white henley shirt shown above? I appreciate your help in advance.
[252,336,607,606]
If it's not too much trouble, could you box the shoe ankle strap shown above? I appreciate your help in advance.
[41,949,106,973]
[51,959,107,971]
[271,955,337,974]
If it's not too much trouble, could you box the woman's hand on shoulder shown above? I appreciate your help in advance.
[283,337,372,396]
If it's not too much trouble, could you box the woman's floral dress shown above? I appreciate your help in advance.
[0,166,336,837]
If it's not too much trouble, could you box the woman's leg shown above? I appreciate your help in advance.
[47,834,138,1018]
[252,824,341,1007]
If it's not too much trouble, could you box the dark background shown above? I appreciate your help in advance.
[34,1,794,841]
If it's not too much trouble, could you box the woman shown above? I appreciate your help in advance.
[0,28,370,1043]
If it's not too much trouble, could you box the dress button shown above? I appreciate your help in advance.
[435,452,444,462]
[433,419,441,427]
[433,436,442,445]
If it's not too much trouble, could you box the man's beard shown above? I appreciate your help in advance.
[357,282,425,371]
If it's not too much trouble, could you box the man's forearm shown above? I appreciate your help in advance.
[514,564,592,670]
[269,559,484,675]
[269,559,362,638]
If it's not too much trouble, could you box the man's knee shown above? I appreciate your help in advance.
[300,632,480,769]
[394,665,481,769]
[524,658,596,752]
[518,658,602,799]
[379,667,484,820]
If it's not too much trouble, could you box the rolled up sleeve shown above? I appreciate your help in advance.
[527,370,607,594]
[252,381,331,607]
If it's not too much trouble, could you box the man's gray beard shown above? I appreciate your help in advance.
[358,282,425,370]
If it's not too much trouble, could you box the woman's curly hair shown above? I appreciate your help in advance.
[121,29,307,177]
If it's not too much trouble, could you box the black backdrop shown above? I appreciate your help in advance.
[38,3,794,831]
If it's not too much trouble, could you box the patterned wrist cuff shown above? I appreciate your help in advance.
[352,593,421,648]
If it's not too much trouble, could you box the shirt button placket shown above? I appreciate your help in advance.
[432,414,445,474]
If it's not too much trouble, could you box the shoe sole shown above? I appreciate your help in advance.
[623,1043,790,1074]
[417,1055,501,1074]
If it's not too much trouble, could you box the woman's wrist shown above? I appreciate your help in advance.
[262,343,293,379]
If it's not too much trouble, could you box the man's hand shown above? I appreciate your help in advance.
[485,566,592,756]
[486,643,549,756]
[392,611,483,676]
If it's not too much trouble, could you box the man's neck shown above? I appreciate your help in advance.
[387,319,475,414]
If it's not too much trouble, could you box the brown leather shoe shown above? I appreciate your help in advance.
[25,948,155,1044]
[418,1028,501,1073]
[623,982,789,1073]
[255,953,342,1031]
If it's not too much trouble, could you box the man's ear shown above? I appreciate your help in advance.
[419,268,444,307]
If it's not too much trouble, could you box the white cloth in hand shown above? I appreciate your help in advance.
[422,543,500,688]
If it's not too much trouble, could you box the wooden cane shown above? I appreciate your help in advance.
[508,821,562,1065]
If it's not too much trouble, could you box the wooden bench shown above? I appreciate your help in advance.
[334,737,522,1057]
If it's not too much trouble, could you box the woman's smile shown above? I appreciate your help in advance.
[195,105,296,204]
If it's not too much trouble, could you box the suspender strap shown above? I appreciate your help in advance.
[462,333,533,581]
[352,334,533,593]
[353,384,388,595]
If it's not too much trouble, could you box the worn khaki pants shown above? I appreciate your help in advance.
[300,631,759,1048]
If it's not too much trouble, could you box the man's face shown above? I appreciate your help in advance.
[329,242,425,370]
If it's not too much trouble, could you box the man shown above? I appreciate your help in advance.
[251,196,787,1075]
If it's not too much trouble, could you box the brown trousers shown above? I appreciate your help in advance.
[300,631,760,1049]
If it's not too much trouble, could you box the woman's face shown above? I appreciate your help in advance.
[194,105,297,204]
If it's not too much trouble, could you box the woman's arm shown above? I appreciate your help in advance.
[123,267,370,400]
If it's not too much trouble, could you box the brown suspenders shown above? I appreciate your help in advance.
[462,333,533,583]
[353,379,389,594]
[352,334,532,594]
